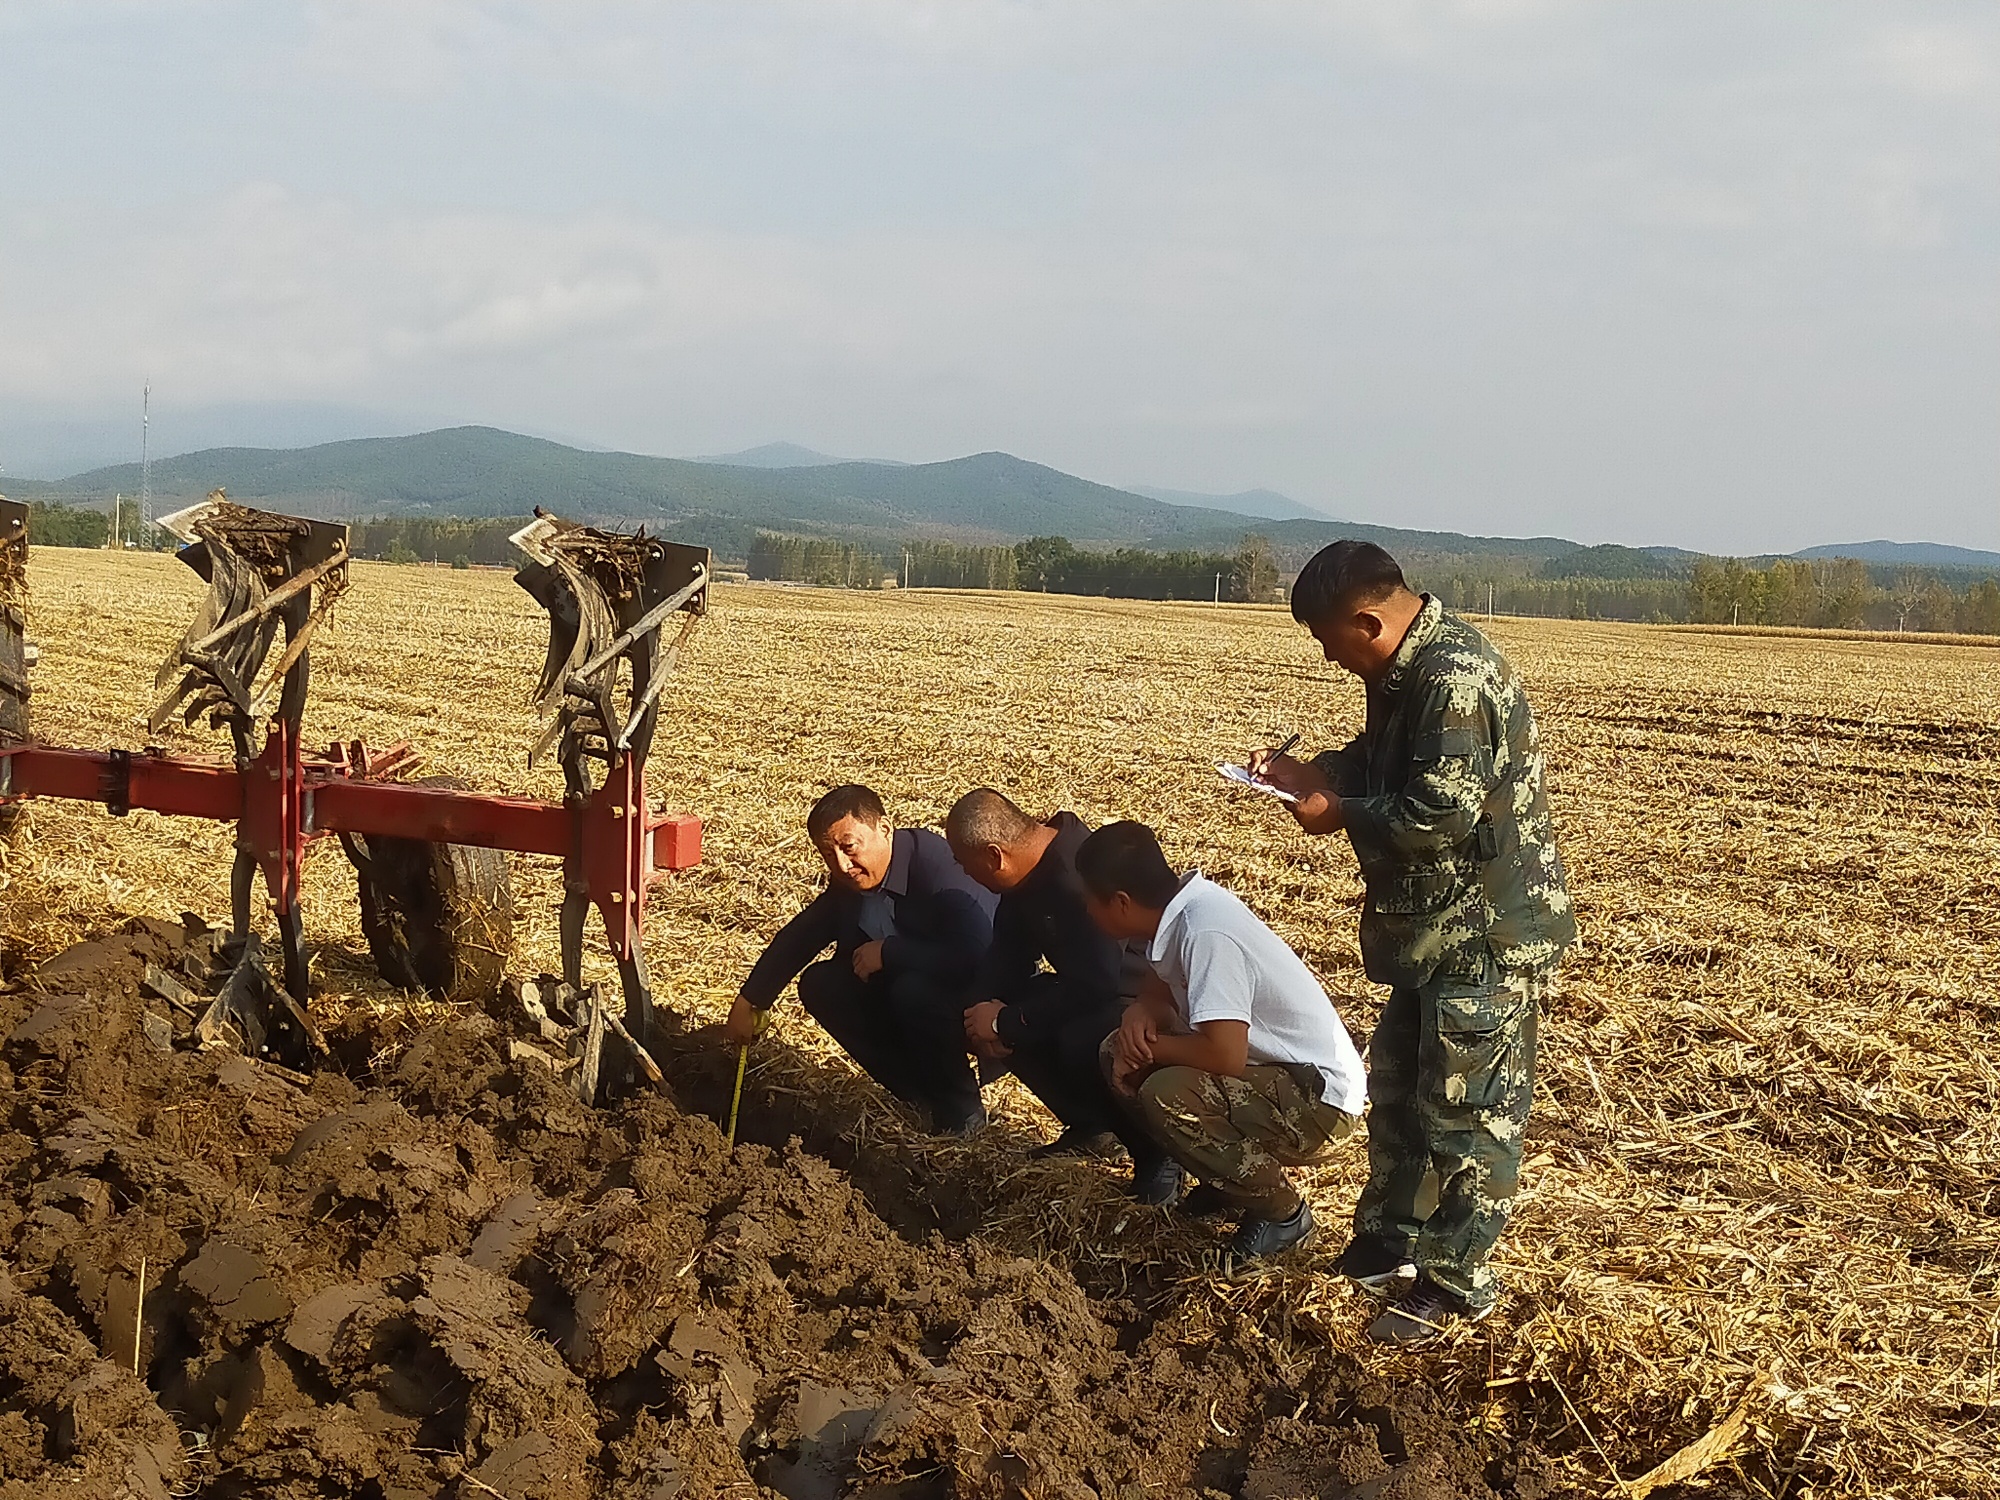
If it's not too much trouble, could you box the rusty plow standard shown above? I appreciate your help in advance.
[0,496,707,1101]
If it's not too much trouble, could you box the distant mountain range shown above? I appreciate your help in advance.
[7,425,1567,565]
[687,441,909,470]
[7,424,1995,574]
[1792,539,2000,569]
[1127,484,1335,523]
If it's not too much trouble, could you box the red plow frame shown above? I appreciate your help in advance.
[0,495,705,1083]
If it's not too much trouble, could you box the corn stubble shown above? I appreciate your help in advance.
[5,549,1997,1498]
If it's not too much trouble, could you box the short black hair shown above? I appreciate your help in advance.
[1289,540,1409,625]
[807,784,886,840]
[1076,821,1184,909]
[945,788,1039,850]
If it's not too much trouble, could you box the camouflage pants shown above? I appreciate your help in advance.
[1353,958,1544,1310]
[1102,1039,1358,1219]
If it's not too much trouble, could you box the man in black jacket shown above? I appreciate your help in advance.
[947,788,1183,1203]
[726,784,997,1135]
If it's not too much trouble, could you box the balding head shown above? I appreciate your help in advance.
[945,788,1051,894]
[946,788,1037,850]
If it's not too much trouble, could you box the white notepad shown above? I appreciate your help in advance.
[1217,763,1299,803]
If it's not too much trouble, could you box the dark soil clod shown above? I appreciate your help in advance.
[0,921,1521,1498]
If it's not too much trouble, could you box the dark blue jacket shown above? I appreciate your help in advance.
[739,827,997,1007]
[964,811,1128,1049]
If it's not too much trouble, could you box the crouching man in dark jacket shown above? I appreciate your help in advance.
[946,789,1182,1203]
[726,784,996,1136]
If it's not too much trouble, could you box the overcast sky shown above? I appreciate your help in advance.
[2,2,1994,552]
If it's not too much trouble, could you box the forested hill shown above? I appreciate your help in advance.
[19,425,1576,567]
[25,427,1242,544]
[19,424,1988,578]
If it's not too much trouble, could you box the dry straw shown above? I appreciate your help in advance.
[4,550,1997,1497]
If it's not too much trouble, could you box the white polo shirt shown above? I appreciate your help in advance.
[1148,874,1367,1115]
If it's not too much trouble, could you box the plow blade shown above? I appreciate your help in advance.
[512,513,708,767]
[512,512,709,1060]
[152,492,350,735]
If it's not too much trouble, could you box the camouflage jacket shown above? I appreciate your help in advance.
[1313,596,1575,989]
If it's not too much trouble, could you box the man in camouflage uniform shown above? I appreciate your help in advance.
[1251,540,1574,1344]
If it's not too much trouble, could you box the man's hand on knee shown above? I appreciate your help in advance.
[963,1000,1012,1060]
[1110,1002,1157,1093]
[850,939,886,981]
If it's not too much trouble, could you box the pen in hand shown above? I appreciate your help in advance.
[1249,732,1301,783]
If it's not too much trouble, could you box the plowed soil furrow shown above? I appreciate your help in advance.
[1,924,1515,1500]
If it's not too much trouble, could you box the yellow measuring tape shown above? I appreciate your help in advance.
[724,1007,769,1148]
[725,1043,750,1147]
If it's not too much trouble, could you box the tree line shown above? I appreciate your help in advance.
[21,499,170,550]
[1430,557,2000,635]
[23,501,113,548]
[749,532,1284,603]
[1684,556,2000,634]
[20,500,2000,635]
[18,503,526,568]
[1428,574,1696,624]
[345,517,524,568]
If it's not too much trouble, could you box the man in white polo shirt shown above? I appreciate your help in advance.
[1076,820,1368,1272]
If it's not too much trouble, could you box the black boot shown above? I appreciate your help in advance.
[1225,1199,1314,1275]
[1365,1274,1493,1346]
[1128,1155,1185,1206]
[929,1101,987,1139]
[1179,1182,1237,1218]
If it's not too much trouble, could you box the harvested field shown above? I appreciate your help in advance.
[3,549,1998,1499]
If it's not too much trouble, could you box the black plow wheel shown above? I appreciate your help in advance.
[342,777,516,1002]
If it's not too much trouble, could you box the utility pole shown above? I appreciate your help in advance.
[1214,572,1221,604]
[109,494,121,548]
[139,383,152,538]
[1487,582,1494,619]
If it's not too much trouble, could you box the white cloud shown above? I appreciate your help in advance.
[1878,22,1998,99]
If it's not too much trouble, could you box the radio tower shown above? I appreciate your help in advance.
[139,383,152,540]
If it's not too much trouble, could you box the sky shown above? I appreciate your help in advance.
[1,1,1994,554]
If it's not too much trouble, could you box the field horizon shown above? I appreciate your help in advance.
[3,550,1996,1497]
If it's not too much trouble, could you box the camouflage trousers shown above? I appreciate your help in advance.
[1102,1039,1358,1219]
[1353,958,1545,1310]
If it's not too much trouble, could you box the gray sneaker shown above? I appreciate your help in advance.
[1366,1275,1493,1346]
[1129,1156,1185,1206]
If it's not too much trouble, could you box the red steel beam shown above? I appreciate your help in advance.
[0,745,242,820]
[4,743,700,870]
[305,776,574,855]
